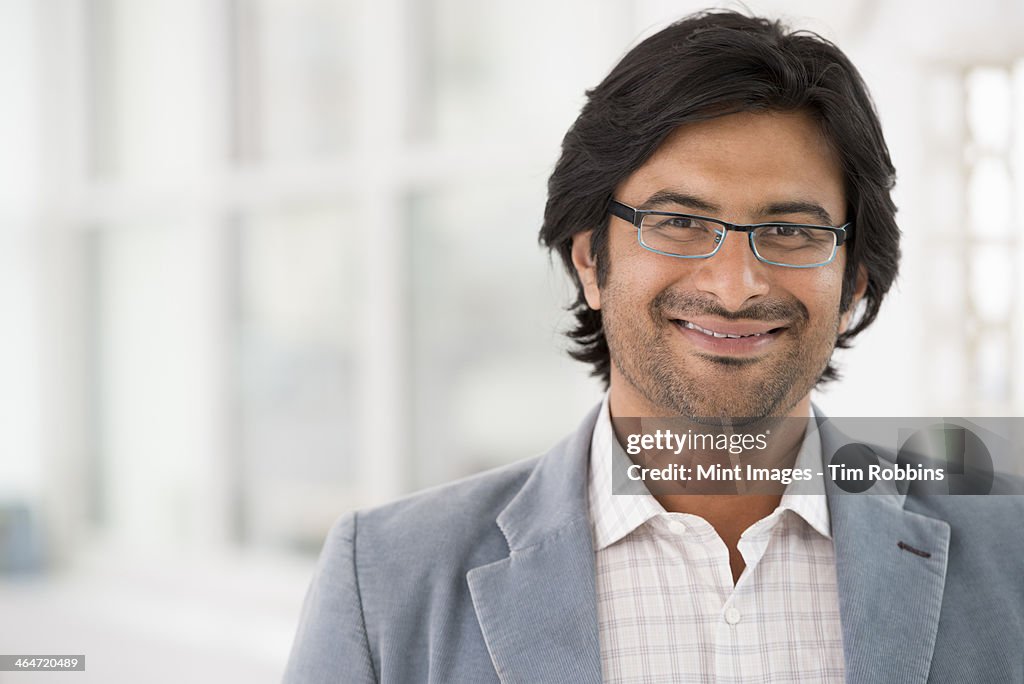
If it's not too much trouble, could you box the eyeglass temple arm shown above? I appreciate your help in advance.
[607,199,638,226]
[833,225,850,246]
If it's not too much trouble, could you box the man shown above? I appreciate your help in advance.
[284,11,1024,683]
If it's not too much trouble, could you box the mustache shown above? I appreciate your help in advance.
[650,290,809,324]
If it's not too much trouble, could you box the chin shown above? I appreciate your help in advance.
[694,353,760,368]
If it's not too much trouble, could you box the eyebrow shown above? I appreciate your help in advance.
[639,190,836,226]
[760,200,835,226]
[640,190,720,215]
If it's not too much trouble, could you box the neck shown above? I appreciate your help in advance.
[607,383,814,584]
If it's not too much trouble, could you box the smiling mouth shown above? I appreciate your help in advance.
[675,320,788,339]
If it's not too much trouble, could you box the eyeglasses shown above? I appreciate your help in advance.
[608,199,851,268]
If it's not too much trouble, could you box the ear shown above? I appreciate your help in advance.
[839,265,868,334]
[570,230,601,310]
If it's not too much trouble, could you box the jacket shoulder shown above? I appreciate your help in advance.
[286,456,545,683]
[346,456,541,588]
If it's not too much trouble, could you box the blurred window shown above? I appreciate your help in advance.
[963,65,1022,412]
[923,61,1024,414]
[20,0,614,557]
[236,203,357,552]
[407,183,601,490]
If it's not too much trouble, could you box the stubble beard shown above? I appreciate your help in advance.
[602,287,841,422]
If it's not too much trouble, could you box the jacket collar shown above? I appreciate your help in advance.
[467,403,603,683]
[494,403,600,551]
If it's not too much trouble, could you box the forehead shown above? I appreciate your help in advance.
[617,110,846,220]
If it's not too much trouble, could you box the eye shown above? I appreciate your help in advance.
[765,224,805,238]
[656,216,697,229]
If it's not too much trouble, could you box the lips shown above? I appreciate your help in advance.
[676,318,788,338]
[671,317,789,354]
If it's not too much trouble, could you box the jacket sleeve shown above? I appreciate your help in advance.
[283,512,377,684]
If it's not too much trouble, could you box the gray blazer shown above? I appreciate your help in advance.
[284,405,1024,683]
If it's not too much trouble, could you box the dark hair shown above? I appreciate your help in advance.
[539,10,899,386]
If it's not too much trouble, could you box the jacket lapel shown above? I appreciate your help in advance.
[467,405,603,684]
[819,418,951,684]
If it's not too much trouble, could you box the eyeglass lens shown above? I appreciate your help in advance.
[639,214,837,266]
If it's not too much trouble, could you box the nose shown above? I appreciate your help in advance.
[689,230,770,311]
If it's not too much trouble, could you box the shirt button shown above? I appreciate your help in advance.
[724,607,741,625]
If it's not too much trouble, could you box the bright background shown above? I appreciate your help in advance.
[1,0,1022,682]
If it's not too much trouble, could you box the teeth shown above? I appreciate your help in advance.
[682,321,765,339]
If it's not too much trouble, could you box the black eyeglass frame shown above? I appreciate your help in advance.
[607,199,852,269]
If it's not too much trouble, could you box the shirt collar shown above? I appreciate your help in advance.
[587,393,832,551]
[777,411,831,539]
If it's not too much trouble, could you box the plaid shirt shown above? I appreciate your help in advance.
[588,396,845,683]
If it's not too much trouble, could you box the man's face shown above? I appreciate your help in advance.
[572,110,863,420]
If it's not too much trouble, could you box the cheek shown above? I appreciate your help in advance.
[604,253,682,310]
[603,230,671,296]
[796,266,846,322]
